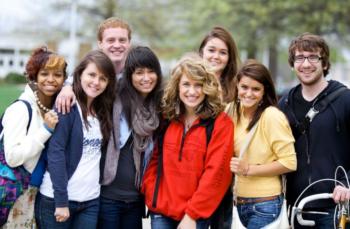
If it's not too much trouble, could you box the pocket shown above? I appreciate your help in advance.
[253,199,281,218]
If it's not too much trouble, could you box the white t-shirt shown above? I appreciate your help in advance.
[40,104,102,202]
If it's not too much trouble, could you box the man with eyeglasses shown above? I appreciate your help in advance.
[279,33,350,228]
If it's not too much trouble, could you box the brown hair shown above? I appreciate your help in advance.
[97,17,132,41]
[73,50,116,150]
[162,53,224,120]
[232,59,277,131]
[288,32,330,76]
[199,26,240,103]
[25,46,67,81]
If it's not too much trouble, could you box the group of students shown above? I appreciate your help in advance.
[1,16,350,229]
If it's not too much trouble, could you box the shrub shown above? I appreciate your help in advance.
[4,72,27,84]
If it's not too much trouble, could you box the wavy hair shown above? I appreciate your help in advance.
[231,59,277,131]
[199,26,240,103]
[73,50,116,150]
[162,53,224,120]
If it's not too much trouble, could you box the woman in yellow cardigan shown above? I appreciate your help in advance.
[226,59,297,229]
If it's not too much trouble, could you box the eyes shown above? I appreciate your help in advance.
[39,70,64,78]
[181,81,202,89]
[207,48,228,56]
[106,37,128,44]
[88,72,108,82]
[239,84,262,92]
[294,55,322,63]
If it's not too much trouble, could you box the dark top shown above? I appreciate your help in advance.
[279,80,350,209]
[101,135,142,202]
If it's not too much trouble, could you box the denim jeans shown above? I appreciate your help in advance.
[237,195,283,229]
[150,212,210,229]
[97,196,144,229]
[292,207,350,229]
[35,193,99,229]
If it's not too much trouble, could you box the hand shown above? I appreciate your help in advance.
[333,185,350,203]
[177,214,196,229]
[54,207,70,223]
[230,157,249,176]
[55,85,76,114]
[44,110,59,129]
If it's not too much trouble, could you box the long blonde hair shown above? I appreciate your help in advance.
[162,54,224,120]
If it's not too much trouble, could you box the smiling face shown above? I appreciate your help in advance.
[237,76,264,115]
[178,74,205,114]
[36,67,65,98]
[98,27,130,67]
[80,62,109,105]
[201,37,229,77]
[132,67,158,97]
[293,50,326,86]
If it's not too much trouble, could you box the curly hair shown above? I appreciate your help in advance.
[25,46,67,81]
[73,50,116,151]
[199,26,240,103]
[162,53,224,120]
[288,32,330,76]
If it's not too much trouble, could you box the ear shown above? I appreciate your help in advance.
[97,41,102,49]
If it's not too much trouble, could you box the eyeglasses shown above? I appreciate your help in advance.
[294,55,322,63]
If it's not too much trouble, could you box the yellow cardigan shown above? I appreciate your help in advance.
[229,106,297,198]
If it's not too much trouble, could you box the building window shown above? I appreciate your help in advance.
[9,60,13,66]
[0,59,3,66]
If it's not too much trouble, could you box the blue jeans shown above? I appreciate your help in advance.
[237,195,283,229]
[150,212,210,229]
[292,207,350,229]
[97,197,144,229]
[35,193,99,229]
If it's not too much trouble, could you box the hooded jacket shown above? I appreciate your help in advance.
[278,80,350,208]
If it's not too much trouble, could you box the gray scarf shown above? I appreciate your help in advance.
[102,97,159,188]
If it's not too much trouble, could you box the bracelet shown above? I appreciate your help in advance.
[44,123,54,134]
[243,164,250,176]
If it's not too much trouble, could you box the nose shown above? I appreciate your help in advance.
[301,57,312,66]
[47,73,55,82]
[213,51,220,59]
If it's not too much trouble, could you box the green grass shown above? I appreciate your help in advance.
[0,84,24,115]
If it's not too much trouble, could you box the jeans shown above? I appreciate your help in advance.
[210,188,233,229]
[292,207,350,229]
[150,212,210,229]
[35,193,99,229]
[237,195,283,229]
[97,197,144,229]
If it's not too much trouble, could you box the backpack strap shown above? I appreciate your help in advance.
[0,99,33,138]
[296,86,347,134]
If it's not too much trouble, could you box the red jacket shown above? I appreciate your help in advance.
[142,112,234,221]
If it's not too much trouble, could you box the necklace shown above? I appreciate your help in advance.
[34,90,51,113]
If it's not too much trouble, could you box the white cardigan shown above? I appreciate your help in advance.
[1,85,52,172]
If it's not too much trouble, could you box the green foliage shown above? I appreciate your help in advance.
[0,84,23,114]
[4,72,27,84]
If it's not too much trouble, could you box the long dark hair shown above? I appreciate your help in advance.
[233,59,277,131]
[118,46,163,127]
[199,26,240,103]
[73,50,116,149]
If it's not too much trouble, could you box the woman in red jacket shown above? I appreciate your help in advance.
[142,54,234,229]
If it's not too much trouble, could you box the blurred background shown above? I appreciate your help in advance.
[1,0,350,113]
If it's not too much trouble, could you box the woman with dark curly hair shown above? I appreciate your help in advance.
[142,54,233,229]
[35,50,116,229]
[1,47,67,228]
